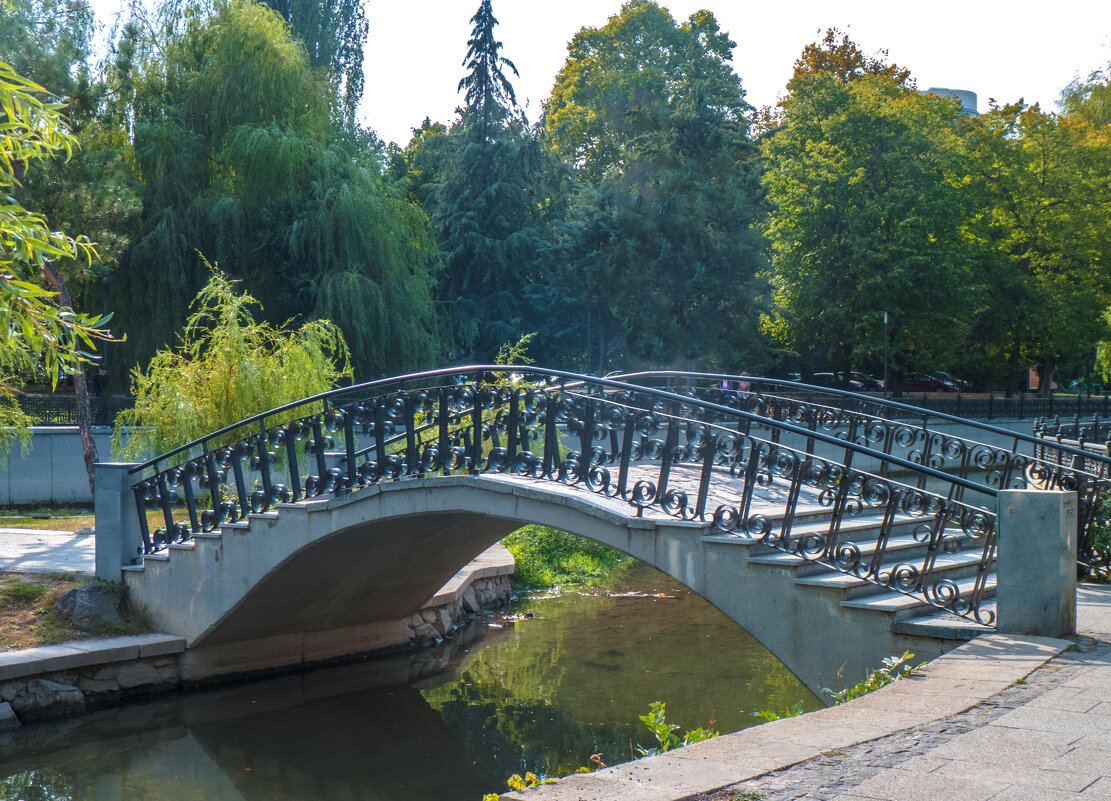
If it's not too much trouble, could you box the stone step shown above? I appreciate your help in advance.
[746,519,932,570]
[893,607,996,640]
[793,549,987,600]
[839,573,997,621]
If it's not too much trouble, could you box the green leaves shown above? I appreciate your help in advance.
[115,264,351,459]
[635,701,719,757]
[762,74,970,381]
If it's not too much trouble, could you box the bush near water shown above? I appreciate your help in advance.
[501,526,630,588]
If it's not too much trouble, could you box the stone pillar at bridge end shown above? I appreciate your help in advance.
[94,462,143,580]
[996,489,1076,637]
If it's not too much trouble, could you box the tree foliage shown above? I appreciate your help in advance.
[762,73,970,384]
[408,0,559,361]
[961,102,1111,393]
[458,0,518,144]
[787,27,912,94]
[0,59,112,384]
[111,0,440,379]
[261,0,368,127]
[543,1,746,183]
[542,1,766,369]
[116,267,351,459]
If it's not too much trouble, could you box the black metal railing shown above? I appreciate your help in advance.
[127,366,1000,625]
[873,392,1111,421]
[18,393,134,427]
[614,371,1111,577]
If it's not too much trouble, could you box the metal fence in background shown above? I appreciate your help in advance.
[18,394,135,427]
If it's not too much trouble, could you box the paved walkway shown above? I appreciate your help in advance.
[0,529,94,574]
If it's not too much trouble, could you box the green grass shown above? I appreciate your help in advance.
[502,526,631,588]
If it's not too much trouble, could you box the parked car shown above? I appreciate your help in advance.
[933,371,971,392]
[810,372,866,391]
[847,372,884,391]
[903,373,958,393]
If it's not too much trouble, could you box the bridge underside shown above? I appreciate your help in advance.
[124,474,961,693]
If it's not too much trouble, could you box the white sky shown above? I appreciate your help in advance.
[87,0,1111,147]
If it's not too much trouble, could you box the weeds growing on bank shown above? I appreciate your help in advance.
[0,574,153,649]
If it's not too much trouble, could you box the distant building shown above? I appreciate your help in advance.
[922,87,978,115]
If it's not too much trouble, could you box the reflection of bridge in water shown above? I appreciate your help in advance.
[94,367,1092,692]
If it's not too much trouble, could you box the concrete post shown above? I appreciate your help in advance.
[996,489,1076,636]
[94,462,143,580]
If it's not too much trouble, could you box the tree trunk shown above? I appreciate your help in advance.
[1036,357,1058,399]
[1004,341,1023,399]
[40,262,99,499]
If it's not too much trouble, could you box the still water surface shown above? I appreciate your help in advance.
[0,562,819,800]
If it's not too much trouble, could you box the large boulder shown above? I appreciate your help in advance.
[56,583,122,630]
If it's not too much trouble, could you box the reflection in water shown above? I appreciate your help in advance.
[0,563,819,801]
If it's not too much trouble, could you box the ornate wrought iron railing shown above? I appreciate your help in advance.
[18,393,133,427]
[128,367,999,625]
[614,371,1111,576]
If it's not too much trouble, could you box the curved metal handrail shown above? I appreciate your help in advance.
[612,370,1111,471]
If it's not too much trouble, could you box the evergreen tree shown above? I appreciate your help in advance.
[414,0,558,361]
[458,0,518,144]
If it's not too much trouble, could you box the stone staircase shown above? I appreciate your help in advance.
[702,505,996,644]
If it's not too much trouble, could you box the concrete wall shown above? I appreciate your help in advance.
[0,427,132,506]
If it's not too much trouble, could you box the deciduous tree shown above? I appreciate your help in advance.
[961,102,1111,395]
[111,0,440,379]
[762,73,970,387]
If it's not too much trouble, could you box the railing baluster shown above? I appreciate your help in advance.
[374,401,388,478]
[405,393,419,476]
[285,427,302,501]
[231,447,249,512]
[344,407,357,488]
[617,410,635,499]
[694,425,715,519]
[471,388,483,473]
[312,414,328,482]
[439,391,451,474]
[258,419,273,508]
[579,398,595,481]
[507,389,520,468]
[182,463,200,534]
[654,406,679,502]
[543,395,559,478]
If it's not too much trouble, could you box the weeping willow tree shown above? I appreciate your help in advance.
[115,266,351,460]
[113,0,441,380]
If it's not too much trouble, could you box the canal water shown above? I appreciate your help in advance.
[0,562,819,800]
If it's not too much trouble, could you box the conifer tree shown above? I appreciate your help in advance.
[415,0,558,361]
[457,0,518,144]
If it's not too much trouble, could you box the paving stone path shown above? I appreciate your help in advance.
[690,636,1111,801]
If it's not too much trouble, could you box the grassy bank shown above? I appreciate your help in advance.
[502,525,631,588]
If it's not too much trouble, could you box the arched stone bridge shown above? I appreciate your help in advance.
[94,367,1084,692]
